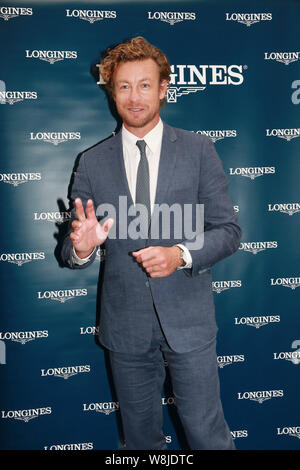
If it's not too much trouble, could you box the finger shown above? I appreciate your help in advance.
[71,220,82,230]
[143,258,160,269]
[132,247,156,262]
[132,246,153,257]
[102,218,114,232]
[70,232,80,243]
[136,252,157,264]
[75,198,86,222]
[141,252,163,267]
[85,199,96,219]
[145,265,162,275]
[149,270,164,278]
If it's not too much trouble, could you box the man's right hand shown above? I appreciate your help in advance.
[70,198,114,259]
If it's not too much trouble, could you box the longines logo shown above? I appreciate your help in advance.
[266,128,300,141]
[273,351,300,365]
[34,211,72,224]
[167,64,245,102]
[193,129,237,143]
[277,426,300,439]
[217,354,245,368]
[80,326,99,335]
[270,277,300,290]
[0,172,41,187]
[212,280,242,294]
[225,12,272,27]
[237,390,283,404]
[231,430,248,439]
[1,407,51,422]
[234,315,280,329]
[0,90,37,105]
[83,402,119,415]
[239,241,277,255]
[0,251,45,266]
[66,9,116,23]
[0,6,33,21]
[147,11,196,25]
[264,52,300,65]
[229,166,275,180]
[44,442,94,450]
[25,50,77,64]
[41,365,90,379]
[0,330,48,344]
[268,202,300,216]
[37,288,88,303]
[30,132,81,146]
[162,397,175,406]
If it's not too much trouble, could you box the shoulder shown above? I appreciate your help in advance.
[80,132,120,164]
[164,122,222,169]
[163,122,212,148]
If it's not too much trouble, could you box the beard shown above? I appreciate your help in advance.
[116,104,160,131]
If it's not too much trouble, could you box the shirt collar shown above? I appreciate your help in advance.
[122,118,163,154]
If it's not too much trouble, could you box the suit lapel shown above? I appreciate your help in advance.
[153,122,179,207]
[107,131,134,208]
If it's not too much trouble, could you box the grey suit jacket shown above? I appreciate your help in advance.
[61,122,241,354]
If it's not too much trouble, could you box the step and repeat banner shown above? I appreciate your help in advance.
[0,0,299,451]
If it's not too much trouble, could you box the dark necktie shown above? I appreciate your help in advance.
[135,139,151,230]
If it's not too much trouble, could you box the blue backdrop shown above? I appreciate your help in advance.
[0,0,299,451]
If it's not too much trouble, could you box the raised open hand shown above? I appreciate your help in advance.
[70,198,114,258]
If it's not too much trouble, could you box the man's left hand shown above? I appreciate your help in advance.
[132,246,182,278]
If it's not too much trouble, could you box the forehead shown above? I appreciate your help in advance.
[113,58,160,83]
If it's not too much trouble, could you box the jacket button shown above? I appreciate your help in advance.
[145,281,149,287]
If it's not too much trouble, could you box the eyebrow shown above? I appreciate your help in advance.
[116,77,152,84]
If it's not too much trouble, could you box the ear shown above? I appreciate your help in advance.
[159,79,168,100]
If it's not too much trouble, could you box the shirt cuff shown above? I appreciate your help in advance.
[72,247,96,265]
[176,244,193,269]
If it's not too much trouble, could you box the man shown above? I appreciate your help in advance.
[61,37,241,450]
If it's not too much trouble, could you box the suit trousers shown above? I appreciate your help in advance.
[109,307,235,450]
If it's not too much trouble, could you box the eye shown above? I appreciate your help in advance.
[141,82,150,88]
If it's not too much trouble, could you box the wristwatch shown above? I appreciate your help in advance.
[178,246,188,268]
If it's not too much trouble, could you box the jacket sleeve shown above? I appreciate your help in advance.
[61,153,98,269]
[181,136,241,277]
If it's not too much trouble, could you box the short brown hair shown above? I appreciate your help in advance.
[99,37,171,95]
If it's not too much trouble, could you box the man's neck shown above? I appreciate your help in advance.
[122,116,161,139]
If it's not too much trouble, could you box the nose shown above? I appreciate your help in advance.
[128,85,141,103]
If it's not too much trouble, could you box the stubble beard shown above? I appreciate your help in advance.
[119,104,160,131]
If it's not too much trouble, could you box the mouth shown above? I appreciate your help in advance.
[128,107,144,113]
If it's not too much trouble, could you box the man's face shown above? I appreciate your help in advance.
[112,58,168,137]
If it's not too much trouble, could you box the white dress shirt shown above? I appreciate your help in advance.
[122,118,162,213]
[73,119,192,268]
